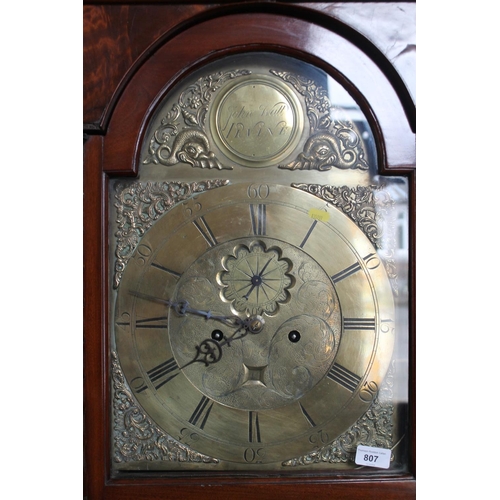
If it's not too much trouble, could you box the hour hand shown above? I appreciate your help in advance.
[180,338,224,369]
[180,313,265,369]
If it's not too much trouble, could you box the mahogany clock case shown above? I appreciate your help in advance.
[83,2,415,498]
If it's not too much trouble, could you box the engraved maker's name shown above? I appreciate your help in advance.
[219,102,290,139]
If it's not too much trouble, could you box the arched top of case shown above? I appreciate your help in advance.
[102,6,415,176]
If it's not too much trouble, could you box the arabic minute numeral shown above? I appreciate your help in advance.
[182,199,202,217]
[130,376,148,393]
[359,381,379,403]
[247,183,270,199]
[380,318,395,333]
[244,447,265,463]
[134,243,153,266]
[116,312,131,327]
[309,429,329,446]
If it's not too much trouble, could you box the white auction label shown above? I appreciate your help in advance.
[355,445,391,469]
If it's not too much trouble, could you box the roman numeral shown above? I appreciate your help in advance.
[248,411,261,443]
[192,216,218,247]
[343,317,376,331]
[299,219,318,248]
[151,262,181,279]
[327,363,361,393]
[146,357,180,390]
[250,204,267,236]
[331,253,378,283]
[189,396,214,430]
[331,262,362,284]
[299,403,316,427]
[135,316,169,329]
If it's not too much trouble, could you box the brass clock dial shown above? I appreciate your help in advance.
[114,183,395,466]
[108,52,410,475]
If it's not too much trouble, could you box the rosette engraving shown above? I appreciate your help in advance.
[218,241,294,316]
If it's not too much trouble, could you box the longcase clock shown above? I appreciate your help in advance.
[83,2,415,498]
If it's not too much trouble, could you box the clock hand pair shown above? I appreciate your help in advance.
[130,290,265,366]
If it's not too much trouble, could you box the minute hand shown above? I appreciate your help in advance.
[172,300,243,328]
[129,291,243,328]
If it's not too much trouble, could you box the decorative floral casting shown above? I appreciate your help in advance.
[291,183,399,294]
[113,179,229,288]
[270,70,369,171]
[142,69,251,169]
[112,352,219,464]
[282,362,395,466]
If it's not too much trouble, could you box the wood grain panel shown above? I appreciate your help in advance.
[83,4,211,127]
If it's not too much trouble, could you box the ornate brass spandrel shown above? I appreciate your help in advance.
[291,182,400,294]
[282,362,395,467]
[271,70,370,172]
[142,69,251,170]
[112,352,219,466]
[112,179,229,288]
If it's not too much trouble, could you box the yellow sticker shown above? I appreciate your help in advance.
[308,208,330,222]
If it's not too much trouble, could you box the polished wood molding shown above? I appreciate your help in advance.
[83,4,415,498]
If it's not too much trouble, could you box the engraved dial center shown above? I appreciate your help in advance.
[168,236,342,411]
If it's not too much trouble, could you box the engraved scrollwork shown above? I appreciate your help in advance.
[270,70,369,171]
[282,363,395,467]
[112,351,219,465]
[143,69,251,169]
[113,179,229,288]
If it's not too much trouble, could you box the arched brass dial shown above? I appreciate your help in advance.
[114,183,395,466]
